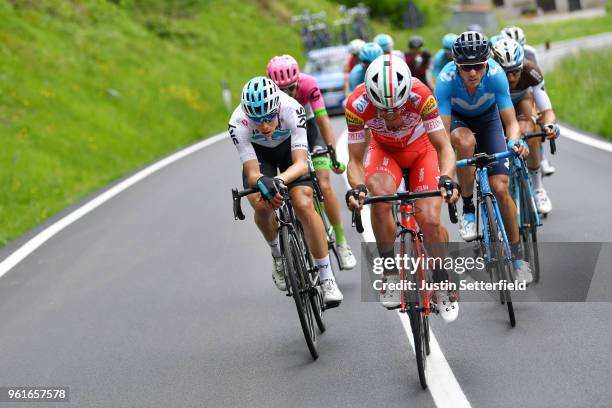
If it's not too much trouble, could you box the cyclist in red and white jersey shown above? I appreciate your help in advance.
[345,54,460,321]
[267,55,357,269]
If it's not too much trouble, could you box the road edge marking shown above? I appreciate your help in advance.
[335,130,471,408]
[559,124,612,153]
[0,132,228,278]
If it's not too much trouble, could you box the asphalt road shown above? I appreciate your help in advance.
[1,33,612,408]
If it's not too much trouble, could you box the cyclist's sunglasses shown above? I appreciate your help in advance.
[456,62,487,72]
[505,67,523,76]
[280,83,297,93]
[250,112,278,125]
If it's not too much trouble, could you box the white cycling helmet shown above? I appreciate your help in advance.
[348,38,365,55]
[501,26,526,46]
[364,54,412,110]
[492,38,524,71]
[240,76,281,118]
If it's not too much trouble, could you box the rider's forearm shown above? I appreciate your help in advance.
[277,155,309,184]
[500,108,521,140]
[315,115,336,147]
[428,128,456,178]
[347,160,366,188]
[538,109,556,125]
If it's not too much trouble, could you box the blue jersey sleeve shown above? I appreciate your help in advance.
[348,65,364,93]
[434,71,452,116]
[489,63,513,111]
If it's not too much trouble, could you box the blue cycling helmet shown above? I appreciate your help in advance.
[442,33,458,49]
[373,33,394,52]
[489,35,503,47]
[359,42,383,63]
[453,31,490,64]
[492,38,524,71]
[240,76,281,118]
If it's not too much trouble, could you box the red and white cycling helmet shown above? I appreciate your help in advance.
[364,54,412,110]
[266,54,300,88]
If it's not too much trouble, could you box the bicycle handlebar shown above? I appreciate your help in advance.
[522,131,557,155]
[351,189,458,234]
[231,175,316,220]
[456,151,514,169]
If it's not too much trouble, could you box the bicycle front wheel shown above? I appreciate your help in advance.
[281,226,318,359]
[484,196,516,327]
[518,176,540,282]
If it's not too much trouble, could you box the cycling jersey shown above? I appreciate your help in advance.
[344,54,359,75]
[435,58,513,117]
[523,44,539,66]
[348,64,366,93]
[432,49,452,79]
[228,92,308,164]
[294,73,328,120]
[345,78,445,148]
[510,60,552,112]
[405,51,432,87]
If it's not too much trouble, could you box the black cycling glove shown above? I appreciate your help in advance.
[257,176,284,201]
[438,175,459,198]
[345,184,368,206]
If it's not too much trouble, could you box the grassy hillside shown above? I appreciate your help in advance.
[546,48,612,139]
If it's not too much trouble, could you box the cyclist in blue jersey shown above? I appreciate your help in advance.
[434,31,533,283]
[347,42,383,94]
[432,33,457,86]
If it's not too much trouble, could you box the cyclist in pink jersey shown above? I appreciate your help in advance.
[267,55,357,270]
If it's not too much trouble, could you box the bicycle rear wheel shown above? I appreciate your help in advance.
[281,226,318,359]
[484,196,516,327]
[518,176,541,282]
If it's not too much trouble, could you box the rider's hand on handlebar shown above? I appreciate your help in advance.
[508,139,529,159]
[257,176,285,209]
[438,175,459,203]
[543,123,560,140]
[345,184,368,210]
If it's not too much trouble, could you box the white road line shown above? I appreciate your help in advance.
[336,131,471,408]
[560,124,612,153]
[0,132,228,278]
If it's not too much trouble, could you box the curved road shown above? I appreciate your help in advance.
[1,34,612,408]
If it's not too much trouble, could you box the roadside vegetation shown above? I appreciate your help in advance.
[545,48,612,139]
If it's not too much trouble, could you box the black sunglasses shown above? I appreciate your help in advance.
[280,84,297,93]
[457,62,487,72]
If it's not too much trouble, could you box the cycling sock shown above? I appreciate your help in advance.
[528,168,543,190]
[315,256,334,281]
[462,195,475,215]
[268,237,281,258]
[510,241,524,261]
[333,223,346,245]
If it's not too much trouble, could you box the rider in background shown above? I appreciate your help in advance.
[405,35,432,89]
[267,55,357,269]
[434,31,533,283]
[491,39,559,215]
[373,33,405,59]
[345,55,460,321]
[501,26,554,176]
[347,42,383,94]
[228,76,343,305]
[431,33,457,86]
[344,39,365,102]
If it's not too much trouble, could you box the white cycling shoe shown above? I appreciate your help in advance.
[535,188,552,214]
[380,274,401,309]
[435,290,459,323]
[541,159,556,176]
[459,213,478,242]
[512,259,534,284]
[321,279,343,307]
[337,243,357,270]
[272,256,286,291]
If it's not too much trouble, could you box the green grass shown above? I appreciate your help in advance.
[545,49,612,139]
[508,13,612,46]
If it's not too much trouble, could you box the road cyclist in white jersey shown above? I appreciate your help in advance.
[228,76,343,306]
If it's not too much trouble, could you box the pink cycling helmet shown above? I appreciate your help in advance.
[266,55,300,88]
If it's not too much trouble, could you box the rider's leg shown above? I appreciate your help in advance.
[451,126,477,203]
[316,168,345,243]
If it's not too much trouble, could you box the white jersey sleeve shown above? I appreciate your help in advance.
[278,92,309,153]
[227,106,258,164]
[533,81,553,112]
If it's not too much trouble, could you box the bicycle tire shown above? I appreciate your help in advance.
[518,176,541,282]
[484,196,516,327]
[403,238,427,389]
[296,220,326,334]
[281,226,319,359]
